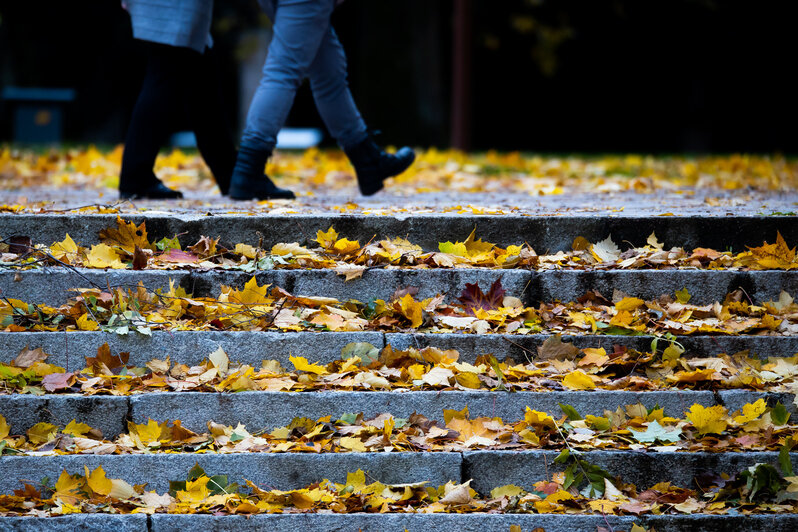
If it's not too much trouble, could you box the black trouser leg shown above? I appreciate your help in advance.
[119,42,181,193]
[188,48,237,195]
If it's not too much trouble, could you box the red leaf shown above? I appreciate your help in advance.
[42,372,75,392]
[160,249,199,263]
[132,246,148,270]
[457,279,506,315]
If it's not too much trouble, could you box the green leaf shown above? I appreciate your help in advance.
[628,420,682,443]
[780,442,795,477]
[337,413,358,425]
[187,463,206,482]
[207,475,229,495]
[559,403,582,421]
[340,342,380,365]
[156,236,181,252]
[772,403,790,426]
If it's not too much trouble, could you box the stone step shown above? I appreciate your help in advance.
[1,450,795,496]
[2,331,796,368]
[3,514,797,532]
[2,390,792,438]
[2,212,796,250]
[3,267,796,307]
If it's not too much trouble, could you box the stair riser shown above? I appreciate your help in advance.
[2,213,797,250]
[3,269,796,307]
[1,390,792,438]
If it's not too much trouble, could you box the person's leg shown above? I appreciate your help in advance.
[230,0,336,199]
[240,0,336,152]
[307,28,367,149]
[308,27,415,196]
[119,42,184,199]
[185,47,238,195]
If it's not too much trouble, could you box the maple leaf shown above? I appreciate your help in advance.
[457,279,506,315]
[42,371,75,392]
[224,277,272,306]
[85,466,113,496]
[591,235,621,263]
[316,226,339,249]
[686,404,728,435]
[50,234,79,262]
[99,216,152,253]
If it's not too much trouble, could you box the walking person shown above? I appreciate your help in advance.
[120,0,237,199]
[229,0,415,200]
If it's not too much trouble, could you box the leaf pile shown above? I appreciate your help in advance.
[2,147,797,198]
[3,340,798,396]
[0,270,796,336]
[1,398,796,456]
[4,218,798,272]
[2,460,798,518]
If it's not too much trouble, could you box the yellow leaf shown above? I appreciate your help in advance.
[675,287,691,304]
[290,356,328,375]
[686,404,728,435]
[85,466,113,496]
[562,370,596,390]
[396,293,424,328]
[271,242,314,257]
[128,419,163,445]
[316,226,339,249]
[490,484,525,498]
[86,244,126,269]
[234,243,258,259]
[50,234,79,261]
[647,232,664,250]
[438,229,495,259]
[226,276,271,306]
[455,372,482,389]
[63,420,92,437]
[54,470,82,503]
[27,422,58,444]
[346,469,367,492]
[339,436,367,452]
[99,216,152,253]
[524,408,556,428]
[615,297,644,312]
[733,399,767,424]
[332,238,361,255]
[0,415,9,439]
[76,312,99,331]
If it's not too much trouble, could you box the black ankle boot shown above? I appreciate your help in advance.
[120,179,183,200]
[344,136,415,196]
[229,144,295,201]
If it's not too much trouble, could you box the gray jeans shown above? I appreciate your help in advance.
[242,0,368,152]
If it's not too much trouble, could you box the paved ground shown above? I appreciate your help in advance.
[1,187,797,217]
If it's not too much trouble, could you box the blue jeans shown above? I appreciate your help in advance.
[242,0,368,152]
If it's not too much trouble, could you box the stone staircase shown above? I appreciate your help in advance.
[1,211,798,531]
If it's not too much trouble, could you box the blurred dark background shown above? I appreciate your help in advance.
[0,0,795,153]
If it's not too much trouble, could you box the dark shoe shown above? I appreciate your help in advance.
[120,181,183,200]
[229,143,296,200]
[344,136,415,196]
